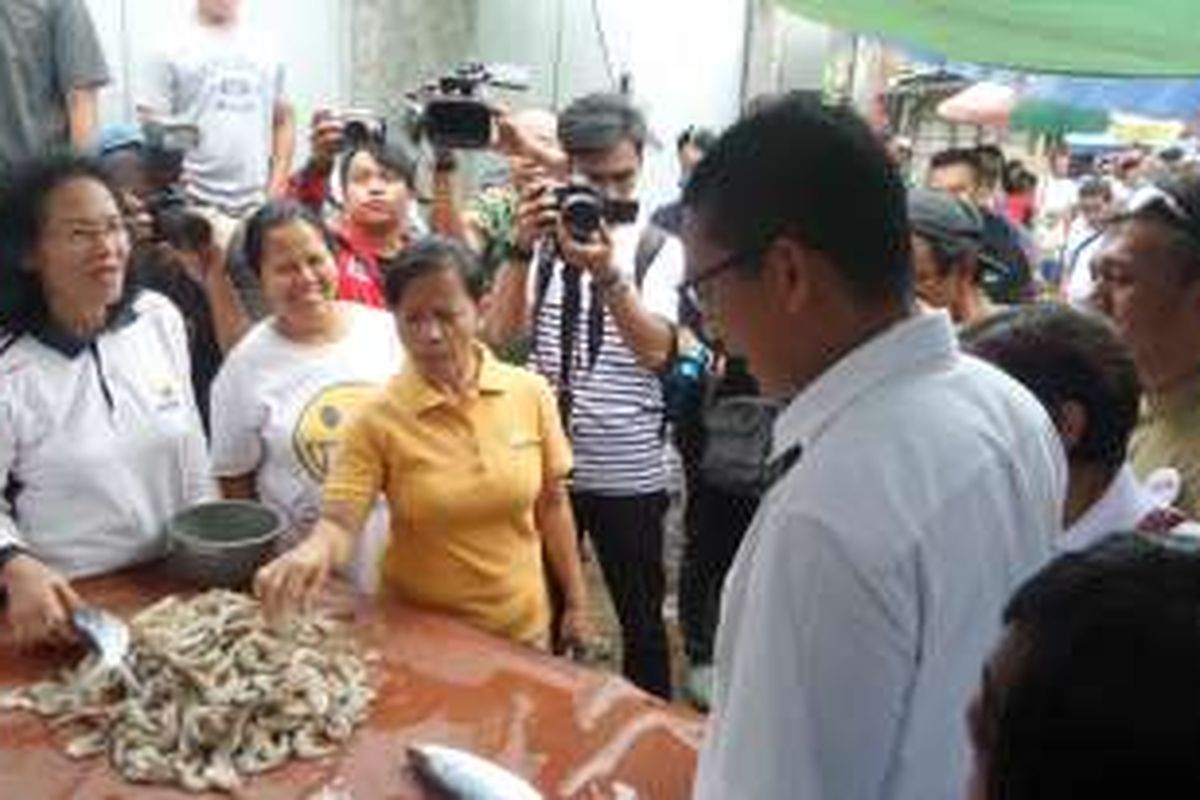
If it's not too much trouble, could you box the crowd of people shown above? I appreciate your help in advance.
[6,2,1200,799]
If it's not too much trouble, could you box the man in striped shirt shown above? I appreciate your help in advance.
[488,93,685,698]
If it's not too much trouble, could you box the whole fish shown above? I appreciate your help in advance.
[407,744,543,800]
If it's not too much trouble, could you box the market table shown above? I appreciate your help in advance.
[0,566,703,799]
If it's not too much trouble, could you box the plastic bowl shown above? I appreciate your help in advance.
[166,501,284,589]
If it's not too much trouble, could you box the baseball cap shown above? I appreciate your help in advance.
[94,123,146,157]
[907,188,984,250]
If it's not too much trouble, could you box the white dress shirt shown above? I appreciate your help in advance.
[693,312,1066,800]
[1061,464,1198,552]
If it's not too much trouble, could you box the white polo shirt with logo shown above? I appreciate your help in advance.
[693,311,1066,800]
[0,291,214,578]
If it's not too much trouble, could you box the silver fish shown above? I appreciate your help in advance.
[408,744,542,800]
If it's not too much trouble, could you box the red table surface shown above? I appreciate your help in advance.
[0,566,703,799]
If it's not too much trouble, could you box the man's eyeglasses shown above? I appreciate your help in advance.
[677,248,757,309]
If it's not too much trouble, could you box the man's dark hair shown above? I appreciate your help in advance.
[384,235,488,307]
[1002,160,1037,194]
[930,147,982,184]
[677,125,717,154]
[338,138,417,193]
[982,532,1200,799]
[974,144,1006,192]
[0,152,137,336]
[1078,177,1114,201]
[242,200,337,277]
[557,92,648,157]
[682,92,912,304]
[962,304,1139,471]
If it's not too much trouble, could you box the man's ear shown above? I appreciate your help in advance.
[763,237,815,316]
[1057,399,1088,452]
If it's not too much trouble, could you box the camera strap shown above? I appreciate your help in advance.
[0,332,21,360]
[531,239,573,430]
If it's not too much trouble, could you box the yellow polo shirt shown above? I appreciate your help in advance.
[323,345,571,645]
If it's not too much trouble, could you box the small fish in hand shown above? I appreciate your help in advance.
[407,744,542,800]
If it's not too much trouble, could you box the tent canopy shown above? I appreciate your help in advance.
[780,0,1200,77]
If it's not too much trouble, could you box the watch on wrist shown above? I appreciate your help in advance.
[593,271,624,296]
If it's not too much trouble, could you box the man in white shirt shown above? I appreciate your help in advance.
[964,303,1199,551]
[1061,178,1116,307]
[138,0,294,217]
[679,95,1066,800]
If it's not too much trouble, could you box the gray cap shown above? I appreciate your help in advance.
[907,188,984,250]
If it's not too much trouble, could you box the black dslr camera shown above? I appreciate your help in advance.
[408,63,530,149]
[141,122,212,251]
[554,181,640,243]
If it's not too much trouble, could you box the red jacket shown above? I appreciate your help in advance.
[287,166,404,309]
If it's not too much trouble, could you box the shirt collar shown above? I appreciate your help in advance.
[771,311,959,462]
[1060,464,1159,554]
[392,342,509,413]
[28,295,140,359]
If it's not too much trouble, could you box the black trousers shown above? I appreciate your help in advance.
[571,490,672,699]
[679,475,759,665]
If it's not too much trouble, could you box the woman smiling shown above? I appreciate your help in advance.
[255,237,590,649]
[0,155,211,646]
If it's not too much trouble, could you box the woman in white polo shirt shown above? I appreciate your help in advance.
[0,155,213,646]
[209,201,401,591]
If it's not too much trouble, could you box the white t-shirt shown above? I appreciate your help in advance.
[693,312,1066,800]
[1062,219,1106,307]
[1035,176,1079,256]
[209,303,401,590]
[0,291,214,578]
[139,17,285,215]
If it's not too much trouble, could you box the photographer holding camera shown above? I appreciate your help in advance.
[288,109,478,307]
[96,123,250,429]
[488,92,684,699]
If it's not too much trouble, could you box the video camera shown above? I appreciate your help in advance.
[408,63,530,150]
[554,180,639,243]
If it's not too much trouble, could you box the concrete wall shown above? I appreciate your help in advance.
[84,0,761,207]
[470,0,751,211]
[743,1,834,103]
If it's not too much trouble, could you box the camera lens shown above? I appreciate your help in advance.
[343,121,368,147]
[562,192,603,243]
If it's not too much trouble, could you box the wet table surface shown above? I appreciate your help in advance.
[0,567,703,799]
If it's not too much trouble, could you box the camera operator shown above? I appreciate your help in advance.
[463,107,566,286]
[487,92,684,699]
[287,109,468,307]
[96,123,249,430]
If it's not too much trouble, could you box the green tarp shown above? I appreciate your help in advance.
[779,0,1200,77]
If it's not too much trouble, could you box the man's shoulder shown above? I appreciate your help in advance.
[797,351,1059,505]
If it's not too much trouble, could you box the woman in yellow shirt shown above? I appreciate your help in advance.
[254,237,589,648]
